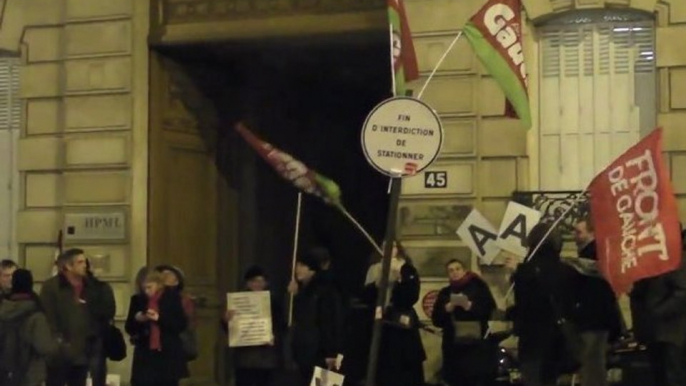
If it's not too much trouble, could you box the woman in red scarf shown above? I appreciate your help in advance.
[431,259,497,386]
[125,270,189,386]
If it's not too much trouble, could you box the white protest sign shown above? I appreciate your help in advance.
[310,366,345,386]
[496,202,542,257]
[456,209,502,265]
[361,97,443,177]
[227,291,273,347]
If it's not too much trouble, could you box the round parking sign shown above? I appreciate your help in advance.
[361,97,443,177]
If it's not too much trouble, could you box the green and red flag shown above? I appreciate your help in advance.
[464,0,531,128]
[235,123,343,208]
[388,0,419,96]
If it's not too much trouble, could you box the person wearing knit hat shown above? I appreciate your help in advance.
[243,265,266,280]
[11,268,34,295]
[296,252,322,275]
[155,264,186,291]
[0,268,59,386]
[155,264,195,324]
[290,247,344,385]
[222,265,283,386]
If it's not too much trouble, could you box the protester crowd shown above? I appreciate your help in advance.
[0,217,685,386]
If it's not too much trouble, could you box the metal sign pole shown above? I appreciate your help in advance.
[365,176,402,386]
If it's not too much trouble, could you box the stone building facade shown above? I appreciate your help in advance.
[0,0,684,383]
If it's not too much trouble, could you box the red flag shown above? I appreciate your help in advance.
[235,123,342,207]
[589,128,682,294]
[388,0,419,95]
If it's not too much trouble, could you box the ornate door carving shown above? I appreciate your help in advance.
[149,52,225,385]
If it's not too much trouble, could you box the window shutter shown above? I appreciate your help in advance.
[538,19,655,190]
[0,57,21,260]
[0,58,21,131]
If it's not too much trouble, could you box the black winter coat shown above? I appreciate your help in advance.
[432,274,496,350]
[125,290,190,384]
[39,274,115,366]
[291,274,344,370]
[511,246,578,362]
[574,242,623,339]
[364,263,426,386]
[432,274,496,384]
[630,258,686,346]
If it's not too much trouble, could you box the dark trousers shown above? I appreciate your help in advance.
[520,359,557,386]
[132,383,178,386]
[236,368,275,386]
[46,365,89,386]
[88,338,107,386]
[579,331,609,386]
[298,365,315,386]
[648,342,686,386]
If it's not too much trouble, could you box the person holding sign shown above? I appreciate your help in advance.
[289,248,344,386]
[572,219,624,386]
[363,241,426,386]
[222,266,283,386]
[125,270,189,386]
[431,259,496,386]
[510,222,579,386]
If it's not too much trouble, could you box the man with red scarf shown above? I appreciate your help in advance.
[40,249,116,386]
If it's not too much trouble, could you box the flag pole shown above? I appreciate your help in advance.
[288,192,303,327]
[484,191,587,337]
[417,31,463,100]
[338,207,383,256]
[389,23,396,95]
[365,174,402,386]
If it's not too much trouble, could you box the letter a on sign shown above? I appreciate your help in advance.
[457,209,502,265]
[497,202,542,257]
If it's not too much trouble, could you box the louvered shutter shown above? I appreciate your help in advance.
[0,57,21,260]
[538,18,656,191]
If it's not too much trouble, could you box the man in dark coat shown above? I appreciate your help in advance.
[290,248,344,386]
[630,243,686,386]
[573,219,624,386]
[84,259,116,386]
[40,249,116,386]
[512,222,579,386]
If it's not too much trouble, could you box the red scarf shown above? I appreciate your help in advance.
[65,273,84,301]
[450,271,476,292]
[8,293,32,301]
[148,290,163,351]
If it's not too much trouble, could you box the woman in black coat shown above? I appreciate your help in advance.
[290,250,345,386]
[125,269,189,386]
[510,222,578,386]
[364,241,426,386]
[432,259,496,386]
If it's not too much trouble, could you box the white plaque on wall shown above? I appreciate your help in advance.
[64,211,126,241]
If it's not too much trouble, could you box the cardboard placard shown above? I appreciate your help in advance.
[456,208,502,264]
[496,202,542,257]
